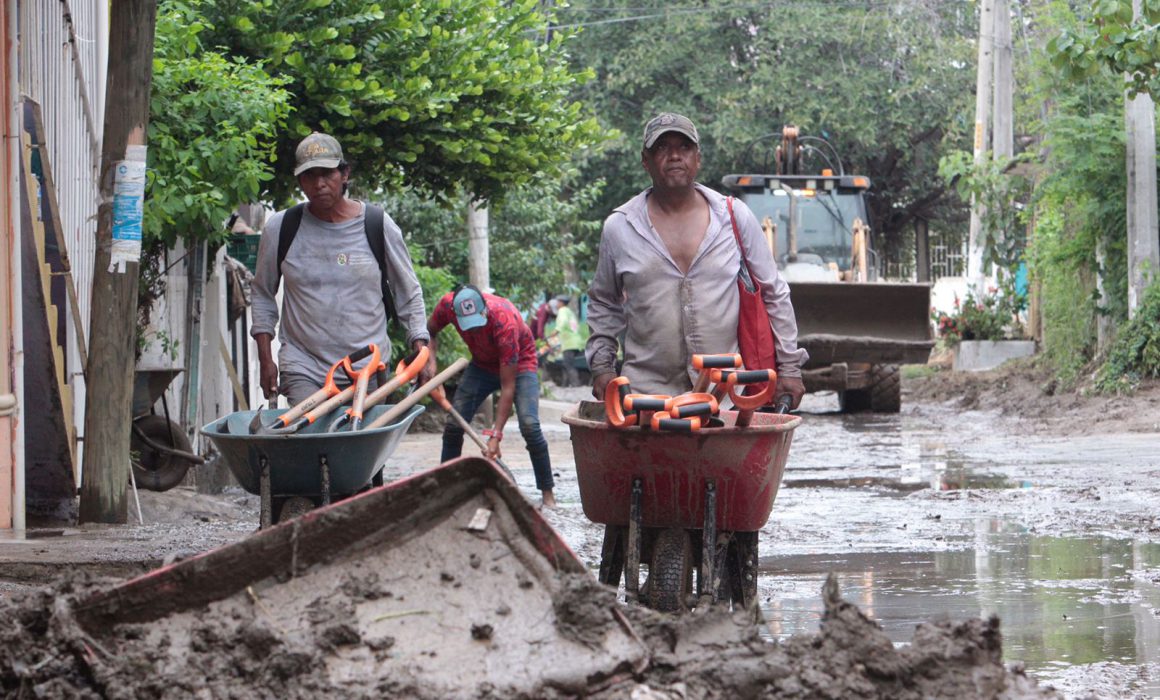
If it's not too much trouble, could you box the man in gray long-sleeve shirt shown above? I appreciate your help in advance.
[251,132,431,406]
[586,113,808,407]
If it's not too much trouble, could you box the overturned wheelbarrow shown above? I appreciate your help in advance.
[201,404,424,528]
[131,368,205,491]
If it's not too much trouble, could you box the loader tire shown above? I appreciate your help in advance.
[869,364,901,412]
[839,364,901,413]
[130,415,192,492]
[645,528,694,613]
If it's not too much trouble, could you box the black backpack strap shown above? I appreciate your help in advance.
[363,204,396,322]
[276,203,306,274]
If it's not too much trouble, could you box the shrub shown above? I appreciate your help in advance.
[932,279,1028,343]
[1095,280,1160,394]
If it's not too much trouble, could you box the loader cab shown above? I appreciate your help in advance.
[721,173,876,281]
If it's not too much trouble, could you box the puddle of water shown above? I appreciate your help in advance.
[761,524,1160,695]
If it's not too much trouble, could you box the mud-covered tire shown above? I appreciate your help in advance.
[724,532,760,608]
[275,496,315,523]
[130,415,192,492]
[868,364,901,412]
[839,364,901,413]
[646,528,694,613]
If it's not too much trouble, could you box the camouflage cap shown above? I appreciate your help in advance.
[642,113,699,149]
[294,132,344,176]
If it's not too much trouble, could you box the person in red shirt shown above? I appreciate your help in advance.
[426,285,556,507]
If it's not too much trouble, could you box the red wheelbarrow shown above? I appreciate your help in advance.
[562,400,800,612]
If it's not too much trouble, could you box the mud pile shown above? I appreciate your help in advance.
[0,571,1058,699]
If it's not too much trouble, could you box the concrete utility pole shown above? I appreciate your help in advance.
[80,0,157,523]
[1125,0,1160,318]
[967,0,995,292]
[467,198,490,293]
[992,0,1013,163]
[466,198,492,422]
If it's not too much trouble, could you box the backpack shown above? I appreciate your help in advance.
[276,202,397,322]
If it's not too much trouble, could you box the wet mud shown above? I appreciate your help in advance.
[0,570,1057,699]
[3,369,1158,698]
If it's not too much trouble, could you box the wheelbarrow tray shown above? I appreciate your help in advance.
[201,404,423,498]
[67,457,646,696]
[562,401,801,531]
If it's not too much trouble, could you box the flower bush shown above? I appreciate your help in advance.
[932,281,1028,343]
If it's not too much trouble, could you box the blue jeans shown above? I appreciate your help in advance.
[441,364,554,491]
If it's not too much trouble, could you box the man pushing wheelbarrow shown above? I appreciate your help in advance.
[573,112,809,612]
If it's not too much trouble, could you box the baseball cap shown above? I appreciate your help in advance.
[294,132,344,176]
[642,113,699,149]
[452,285,488,330]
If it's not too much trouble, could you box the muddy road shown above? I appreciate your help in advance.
[2,367,1158,698]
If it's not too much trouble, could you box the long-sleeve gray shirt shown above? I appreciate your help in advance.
[585,183,808,395]
[250,201,429,383]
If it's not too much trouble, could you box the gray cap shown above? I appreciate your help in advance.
[642,113,699,149]
[294,132,344,176]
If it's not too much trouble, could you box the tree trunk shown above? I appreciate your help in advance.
[79,0,157,524]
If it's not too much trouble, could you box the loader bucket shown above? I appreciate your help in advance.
[788,281,934,367]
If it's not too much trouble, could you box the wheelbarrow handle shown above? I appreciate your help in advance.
[364,357,470,430]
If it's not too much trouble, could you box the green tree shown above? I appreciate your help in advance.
[195,0,604,205]
[1048,0,1160,98]
[141,1,291,335]
[147,2,290,247]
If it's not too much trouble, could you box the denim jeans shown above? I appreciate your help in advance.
[441,363,554,491]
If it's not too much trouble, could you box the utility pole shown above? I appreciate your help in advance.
[967,0,994,293]
[79,0,157,523]
[992,0,1013,163]
[1125,0,1160,318]
[466,197,492,422]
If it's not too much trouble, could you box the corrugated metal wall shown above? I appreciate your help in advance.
[21,0,103,458]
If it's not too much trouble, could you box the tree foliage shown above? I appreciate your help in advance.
[147,1,291,247]
[194,0,605,205]
[382,172,605,312]
[1049,0,1160,98]
[561,0,976,263]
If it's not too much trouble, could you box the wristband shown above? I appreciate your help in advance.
[483,429,503,441]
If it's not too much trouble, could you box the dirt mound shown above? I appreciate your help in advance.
[905,357,1160,435]
[0,571,1058,699]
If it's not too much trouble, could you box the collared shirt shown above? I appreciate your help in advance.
[251,201,430,382]
[430,292,539,374]
[585,183,808,395]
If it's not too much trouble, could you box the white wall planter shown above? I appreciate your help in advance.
[953,340,1037,372]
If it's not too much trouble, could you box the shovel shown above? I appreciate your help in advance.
[429,386,515,480]
[364,357,470,430]
[249,345,376,435]
[326,346,430,433]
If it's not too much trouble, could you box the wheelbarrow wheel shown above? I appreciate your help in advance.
[275,497,315,523]
[646,527,694,613]
[723,531,760,608]
[130,415,192,492]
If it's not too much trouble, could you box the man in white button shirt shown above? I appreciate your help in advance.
[585,113,808,407]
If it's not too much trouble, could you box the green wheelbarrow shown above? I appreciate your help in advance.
[201,403,424,528]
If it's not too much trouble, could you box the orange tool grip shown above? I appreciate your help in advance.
[692,353,742,370]
[728,376,777,410]
[395,346,430,383]
[671,392,719,410]
[650,411,702,432]
[672,402,715,419]
[623,394,673,413]
[604,377,637,428]
[726,369,777,385]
